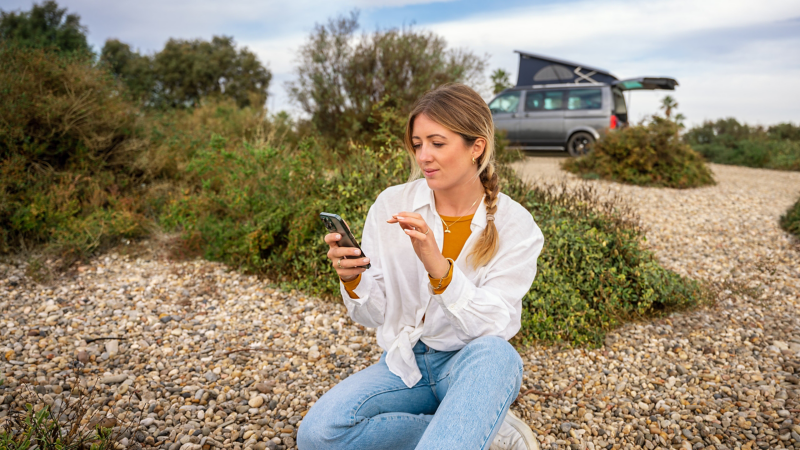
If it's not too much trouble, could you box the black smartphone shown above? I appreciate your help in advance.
[320,212,371,269]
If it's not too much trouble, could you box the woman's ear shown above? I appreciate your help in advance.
[472,138,486,162]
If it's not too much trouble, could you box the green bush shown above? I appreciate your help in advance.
[563,116,715,189]
[781,196,800,239]
[510,181,705,347]
[0,43,147,259]
[684,118,800,171]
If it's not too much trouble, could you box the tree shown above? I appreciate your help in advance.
[491,68,512,95]
[0,0,91,54]
[287,11,487,145]
[100,39,156,103]
[101,35,272,109]
[660,95,678,119]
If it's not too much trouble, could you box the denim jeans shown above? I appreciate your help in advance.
[297,335,523,450]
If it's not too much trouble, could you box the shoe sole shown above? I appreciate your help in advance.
[505,411,540,450]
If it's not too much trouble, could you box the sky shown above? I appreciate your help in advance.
[4,0,799,126]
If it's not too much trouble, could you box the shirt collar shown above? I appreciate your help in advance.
[411,180,488,230]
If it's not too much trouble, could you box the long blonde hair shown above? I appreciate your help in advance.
[403,83,499,268]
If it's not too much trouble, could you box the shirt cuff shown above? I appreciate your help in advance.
[430,264,473,315]
[342,274,362,299]
[428,261,453,294]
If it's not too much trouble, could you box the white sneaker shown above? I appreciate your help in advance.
[490,410,540,450]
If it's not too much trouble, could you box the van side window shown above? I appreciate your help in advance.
[489,91,521,114]
[567,89,602,110]
[525,90,564,111]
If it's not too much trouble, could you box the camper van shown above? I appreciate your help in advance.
[489,51,678,156]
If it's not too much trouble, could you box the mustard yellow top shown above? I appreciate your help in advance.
[343,214,474,298]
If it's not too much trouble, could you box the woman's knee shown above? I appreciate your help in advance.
[463,335,523,376]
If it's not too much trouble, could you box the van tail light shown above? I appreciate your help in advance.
[610,115,618,130]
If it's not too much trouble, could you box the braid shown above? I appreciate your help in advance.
[469,161,500,268]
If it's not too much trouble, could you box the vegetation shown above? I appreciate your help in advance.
[490,68,512,95]
[562,113,716,189]
[0,43,147,261]
[0,2,708,348]
[781,196,800,239]
[0,0,91,55]
[286,11,487,148]
[101,36,271,109]
[512,181,706,347]
[684,118,800,171]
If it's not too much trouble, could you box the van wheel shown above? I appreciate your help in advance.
[566,132,595,157]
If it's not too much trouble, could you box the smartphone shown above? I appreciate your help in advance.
[320,212,371,269]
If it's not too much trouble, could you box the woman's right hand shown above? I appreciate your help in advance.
[324,233,370,282]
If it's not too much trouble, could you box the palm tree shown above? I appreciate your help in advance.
[660,95,678,119]
[491,69,512,95]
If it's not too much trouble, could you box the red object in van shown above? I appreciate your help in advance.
[610,115,618,130]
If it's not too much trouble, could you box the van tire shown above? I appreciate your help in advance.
[566,132,595,157]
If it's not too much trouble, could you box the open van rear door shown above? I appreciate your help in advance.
[612,77,678,91]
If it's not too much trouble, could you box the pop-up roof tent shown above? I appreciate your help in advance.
[515,50,678,91]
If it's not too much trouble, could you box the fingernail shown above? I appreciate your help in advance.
[363,258,370,263]
[335,234,340,239]
[404,229,411,234]
[396,216,405,220]
[353,249,360,255]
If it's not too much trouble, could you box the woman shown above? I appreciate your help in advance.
[297,83,544,450]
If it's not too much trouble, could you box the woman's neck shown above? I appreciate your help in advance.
[433,178,485,217]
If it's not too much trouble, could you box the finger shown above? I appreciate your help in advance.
[403,228,429,241]
[335,256,371,269]
[331,247,362,259]
[394,212,422,219]
[324,232,342,247]
[394,216,429,232]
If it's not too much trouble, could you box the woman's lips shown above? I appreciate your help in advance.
[423,168,439,177]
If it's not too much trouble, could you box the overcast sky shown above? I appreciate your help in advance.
[5,0,799,126]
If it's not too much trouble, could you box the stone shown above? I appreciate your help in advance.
[101,374,128,384]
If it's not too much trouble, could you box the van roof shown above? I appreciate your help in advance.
[514,50,618,86]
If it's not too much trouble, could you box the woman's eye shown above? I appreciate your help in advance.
[432,143,444,148]
[412,144,421,150]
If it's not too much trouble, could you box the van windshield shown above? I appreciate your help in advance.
[613,88,627,114]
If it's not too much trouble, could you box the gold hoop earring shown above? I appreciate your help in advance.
[472,157,476,165]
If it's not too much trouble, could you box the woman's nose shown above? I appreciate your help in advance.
[416,144,433,162]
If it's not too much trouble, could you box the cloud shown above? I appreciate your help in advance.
[427,0,800,125]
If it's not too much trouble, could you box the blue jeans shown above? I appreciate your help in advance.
[297,335,523,450]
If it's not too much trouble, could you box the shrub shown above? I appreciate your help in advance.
[684,118,800,171]
[781,196,800,239]
[562,116,716,189]
[0,385,130,450]
[510,180,706,347]
[0,43,147,259]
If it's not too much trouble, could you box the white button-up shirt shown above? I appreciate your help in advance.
[340,179,545,388]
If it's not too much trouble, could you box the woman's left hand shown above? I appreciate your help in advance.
[388,212,450,279]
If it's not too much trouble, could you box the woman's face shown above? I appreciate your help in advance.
[411,113,485,193]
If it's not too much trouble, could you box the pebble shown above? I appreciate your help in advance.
[0,160,798,450]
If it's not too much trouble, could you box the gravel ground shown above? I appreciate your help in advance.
[2,157,800,450]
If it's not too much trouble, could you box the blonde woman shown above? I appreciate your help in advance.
[297,83,544,450]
